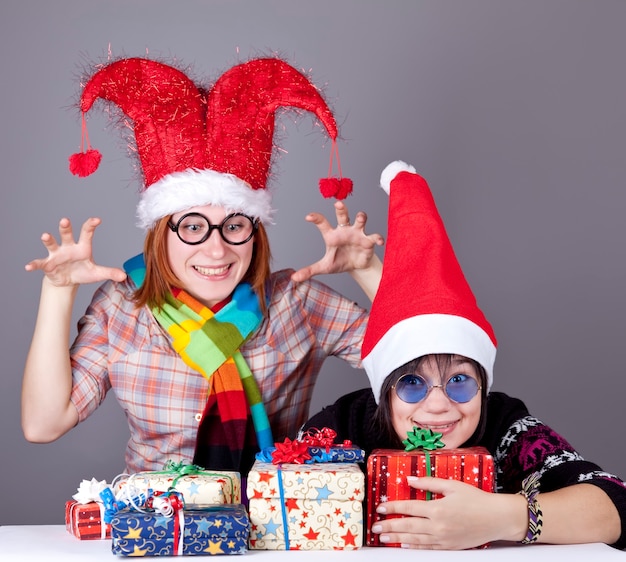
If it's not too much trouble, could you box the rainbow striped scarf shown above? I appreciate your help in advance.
[124,254,273,472]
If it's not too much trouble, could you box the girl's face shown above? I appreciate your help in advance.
[390,355,482,449]
[167,205,255,308]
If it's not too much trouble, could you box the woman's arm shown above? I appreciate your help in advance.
[22,279,80,441]
[22,217,126,442]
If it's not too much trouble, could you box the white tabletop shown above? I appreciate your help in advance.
[0,525,623,561]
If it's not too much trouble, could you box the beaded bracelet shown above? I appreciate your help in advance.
[518,471,543,544]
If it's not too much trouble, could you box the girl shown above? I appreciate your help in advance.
[306,162,626,550]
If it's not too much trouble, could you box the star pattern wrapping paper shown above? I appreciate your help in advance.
[110,504,249,556]
[118,470,241,508]
[307,446,365,463]
[366,447,495,547]
[247,461,365,550]
[65,500,111,540]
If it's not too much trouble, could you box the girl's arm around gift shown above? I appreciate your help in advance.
[374,476,621,550]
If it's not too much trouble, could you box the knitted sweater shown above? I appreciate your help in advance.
[305,388,626,549]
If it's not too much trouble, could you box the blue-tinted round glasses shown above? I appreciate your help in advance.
[393,373,481,404]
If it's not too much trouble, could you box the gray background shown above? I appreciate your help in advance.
[2,0,625,525]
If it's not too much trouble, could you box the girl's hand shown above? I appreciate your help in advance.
[372,476,526,550]
[291,201,384,283]
[24,217,127,287]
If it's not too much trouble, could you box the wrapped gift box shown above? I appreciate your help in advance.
[118,467,241,508]
[110,504,249,556]
[366,446,494,546]
[307,446,364,463]
[247,460,365,550]
[65,499,111,540]
[256,432,365,466]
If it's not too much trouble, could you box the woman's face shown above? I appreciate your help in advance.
[167,205,255,308]
[389,355,482,449]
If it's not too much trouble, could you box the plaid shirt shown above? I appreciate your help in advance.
[70,269,368,473]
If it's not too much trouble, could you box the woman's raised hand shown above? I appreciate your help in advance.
[25,217,127,286]
[291,201,384,283]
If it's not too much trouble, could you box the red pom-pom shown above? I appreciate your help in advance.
[318,177,353,200]
[69,149,102,177]
[335,177,353,199]
[319,177,339,198]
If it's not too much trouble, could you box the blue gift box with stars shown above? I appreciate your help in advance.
[110,504,249,556]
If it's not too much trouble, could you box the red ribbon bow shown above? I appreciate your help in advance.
[270,427,353,464]
[271,437,312,464]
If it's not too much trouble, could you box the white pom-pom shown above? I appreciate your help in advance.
[379,161,417,195]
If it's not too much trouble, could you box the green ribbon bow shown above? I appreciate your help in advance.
[402,427,445,500]
[402,427,445,452]
[154,461,237,502]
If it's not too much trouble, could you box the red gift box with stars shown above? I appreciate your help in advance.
[366,446,495,547]
[247,460,365,550]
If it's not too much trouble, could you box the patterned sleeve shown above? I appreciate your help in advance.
[70,278,139,421]
[493,414,626,549]
[69,281,116,420]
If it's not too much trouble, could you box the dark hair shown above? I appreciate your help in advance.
[372,354,489,448]
[132,216,272,314]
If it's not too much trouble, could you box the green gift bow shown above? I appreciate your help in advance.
[402,427,444,500]
[154,460,237,502]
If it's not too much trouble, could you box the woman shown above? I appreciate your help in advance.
[305,162,626,550]
[21,55,382,476]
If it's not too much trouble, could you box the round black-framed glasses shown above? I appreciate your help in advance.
[393,373,481,404]
[167,212,258,246]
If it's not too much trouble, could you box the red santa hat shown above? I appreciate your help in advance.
[361,161,497,403]
[69,57,352,229]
